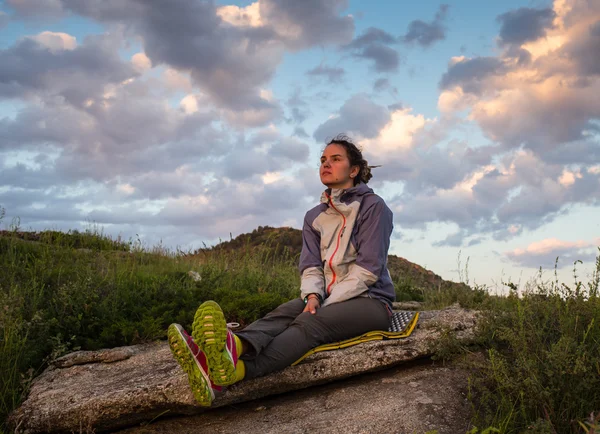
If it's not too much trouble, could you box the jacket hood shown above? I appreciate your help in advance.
[320,182,374,205]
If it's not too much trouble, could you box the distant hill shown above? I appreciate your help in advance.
[198,226,469,295]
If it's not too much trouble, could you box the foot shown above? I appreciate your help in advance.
[167,323,221,406]
[192,300,240,386]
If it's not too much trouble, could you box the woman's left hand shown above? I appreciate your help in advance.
[302,297,320,315]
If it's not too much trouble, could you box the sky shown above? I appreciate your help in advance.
[1,0,599,292]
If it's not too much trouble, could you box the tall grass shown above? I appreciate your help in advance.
[416,249,600,433]
[468,253,600,433]
[0,228,299,430]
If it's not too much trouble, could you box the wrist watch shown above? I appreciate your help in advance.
[303,293,323,304]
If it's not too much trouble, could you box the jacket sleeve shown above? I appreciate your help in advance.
[323,198,393,306]
[299,212,325,300]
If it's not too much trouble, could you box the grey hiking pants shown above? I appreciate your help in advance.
[235,297,390,380]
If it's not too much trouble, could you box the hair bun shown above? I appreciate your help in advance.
[360,163,373,184]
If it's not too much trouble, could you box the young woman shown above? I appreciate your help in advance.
[168,134,395,406]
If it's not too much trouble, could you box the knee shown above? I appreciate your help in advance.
[270,298,305,315]
[286,298,306,316]
[290,311,322,331]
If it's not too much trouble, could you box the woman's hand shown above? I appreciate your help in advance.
[302,295,321,314]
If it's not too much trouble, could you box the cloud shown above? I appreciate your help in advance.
[0,73,223,185]
[439,56,507,93]
[3,0,599,260]
[563,18,600,76]
[494,164,600,229]
[402,4,449,47]
[28,31,77,52]
[0,187,88,225]
[345,27,396,48]
[306,65,345,83]
[217,2,263,28]
[360,106,431,157]
[391,145,600,245]
[293,126,309,138]
[0,11,10,28]
[542,139,600,165]
[313,94,391,141]
[497,7,556,46]
[222,97,284,128]
[258,0,355,50]
[506,238,599,269]
[405,142,490,194]
[469,76,600,152]
[131,52,152,73]
[270,136,310,161]
[116,166,210,201]
[1,125,319,246]
[0,162,66,190]
[343,27,400,72]
[11,0,353,120]
[5,0,64,18]
[433,230,467,248]
[0,32,137,106]
[153,185,295,240]
[373,78,395,93]
[213,0,357,52]
[128,1,284,114]
[286,88,310,124]
[438,0,600,156]
[138,166,325,242]
[162,68,193,92]
[1,0,353,247]
[214,128,310,181]
[355,44,400,73]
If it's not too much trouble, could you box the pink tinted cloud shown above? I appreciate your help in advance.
[506,237,600,268]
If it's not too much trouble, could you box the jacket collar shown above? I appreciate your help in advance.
[320,183,373,205]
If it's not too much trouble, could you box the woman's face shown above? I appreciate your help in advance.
[320,144,359,189]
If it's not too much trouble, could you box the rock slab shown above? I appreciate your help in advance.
[120,361,473,434]
[9,306,477,433]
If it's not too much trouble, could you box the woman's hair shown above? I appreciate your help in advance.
[326,134,374,186]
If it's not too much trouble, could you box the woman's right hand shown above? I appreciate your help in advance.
[302,296,321,315]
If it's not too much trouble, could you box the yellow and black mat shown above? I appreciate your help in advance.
[292,310,420,365]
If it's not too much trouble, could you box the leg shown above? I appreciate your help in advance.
[192,298,304,386]
[236,298,305,358]
[242,297,389,379]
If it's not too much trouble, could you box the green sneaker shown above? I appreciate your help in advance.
[192,300,241,386]
[167,323,222,406]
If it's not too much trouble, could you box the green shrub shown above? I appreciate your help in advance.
[393,276,425,302]
[470,252,600,433]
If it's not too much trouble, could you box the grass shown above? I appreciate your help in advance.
[0,227,301,431]
[467,255,600,433]
[428,252,600,433]
[1,216,599,433]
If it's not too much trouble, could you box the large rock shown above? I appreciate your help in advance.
[9,306,478,433]
[120,361,473,434]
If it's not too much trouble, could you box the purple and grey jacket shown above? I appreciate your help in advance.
[299,183,395,310]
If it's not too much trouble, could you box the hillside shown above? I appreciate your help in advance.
[195,225,469,297]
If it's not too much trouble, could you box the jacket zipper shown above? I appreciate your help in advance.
[326,195,346,295]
